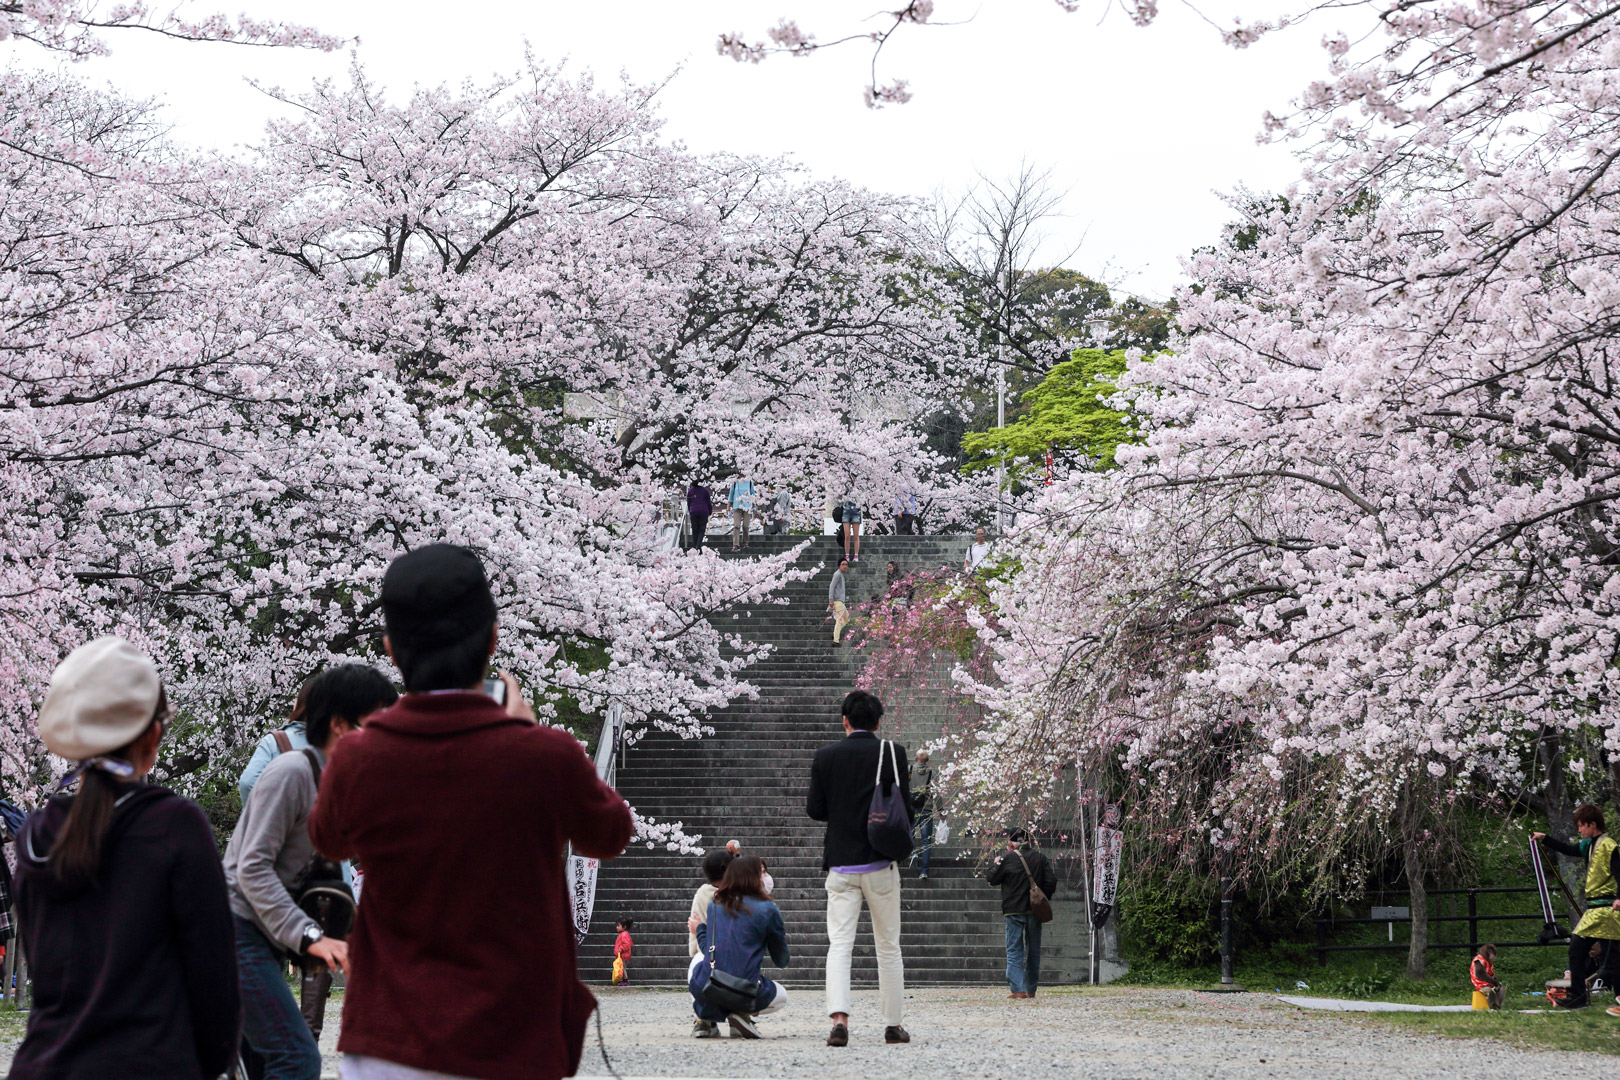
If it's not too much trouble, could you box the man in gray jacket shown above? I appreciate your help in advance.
[828,558,849,646]
[224,664,396,1079]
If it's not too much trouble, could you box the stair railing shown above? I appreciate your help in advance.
[593,702,623,786]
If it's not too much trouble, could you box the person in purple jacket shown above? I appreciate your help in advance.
[686,481,713,550]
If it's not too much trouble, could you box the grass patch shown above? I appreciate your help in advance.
[1373,1006,1620,1056]
[0,1004,28,1045]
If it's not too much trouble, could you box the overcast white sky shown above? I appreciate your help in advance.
[35,0,1350,298]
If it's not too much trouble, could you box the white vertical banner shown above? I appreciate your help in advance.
[567,854,599,946]
[1093,826,1123,908]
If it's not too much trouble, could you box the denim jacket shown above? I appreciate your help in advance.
[695,895,789,985]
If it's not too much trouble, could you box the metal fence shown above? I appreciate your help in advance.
[1313,885,1553,965]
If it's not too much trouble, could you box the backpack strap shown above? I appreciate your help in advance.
[300,747,322,789]
[272,730,293,755]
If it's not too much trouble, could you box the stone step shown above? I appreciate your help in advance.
[576,534,1045,987]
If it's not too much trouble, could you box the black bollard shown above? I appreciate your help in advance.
[1220,874,1234,985]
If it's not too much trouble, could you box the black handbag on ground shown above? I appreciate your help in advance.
[699,902,760,1015]
[866,740,914,863]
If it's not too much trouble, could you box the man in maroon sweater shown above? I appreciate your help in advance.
[311,544,632,1080]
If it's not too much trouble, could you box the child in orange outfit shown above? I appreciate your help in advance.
[612,917,634,985]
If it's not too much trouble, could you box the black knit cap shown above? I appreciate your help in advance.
[381,544,498,647]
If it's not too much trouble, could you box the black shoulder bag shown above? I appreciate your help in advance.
[866,740,914,863]
[699,901,759,1014]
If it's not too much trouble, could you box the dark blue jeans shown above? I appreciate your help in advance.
[1004,914,1043,994]
[910,810,934,875]
[235,917,322,1080]
[688,957,782,1022]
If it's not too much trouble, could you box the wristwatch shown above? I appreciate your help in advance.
[301,924,324,953]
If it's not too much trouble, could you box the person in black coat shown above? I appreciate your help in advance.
[11,638,240,1080]
[986,828,1058,999]
[806,690,913,1047]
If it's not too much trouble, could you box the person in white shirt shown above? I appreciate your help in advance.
[964,527,994,572]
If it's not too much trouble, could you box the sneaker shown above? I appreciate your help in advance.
[1607,1005,1620,1017]
[918,873,929,880]
[884,1025,911,1044]
[827,1022,849,1047]
[692,1019,720,1038]
[728,1013,761,1039]
[1556,997,1590,1009]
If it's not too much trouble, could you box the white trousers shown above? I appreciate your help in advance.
[824,863,904,1025]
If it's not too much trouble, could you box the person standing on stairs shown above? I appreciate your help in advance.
[685,481,712,550]
[909,750,935,880]
[965,527,994,572]
[807,690,913,1047]
[893,490,919,535]
[841,495,863,562]
[828,558,850,646]
[728,474,756,551]
[987,828,1058,1000]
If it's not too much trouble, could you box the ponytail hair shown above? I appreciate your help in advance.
[52,687,166,886]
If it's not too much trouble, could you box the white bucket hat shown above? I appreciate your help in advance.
[39,637,163,761]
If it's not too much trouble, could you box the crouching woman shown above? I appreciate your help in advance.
[687,854,789,1038]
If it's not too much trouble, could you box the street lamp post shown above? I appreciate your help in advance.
[995,341,1005,536]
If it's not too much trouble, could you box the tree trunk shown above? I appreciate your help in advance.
[1404,841,1427,981]
[1537,728,1583,885]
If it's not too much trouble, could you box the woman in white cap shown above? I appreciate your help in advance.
[9,637,240,1080]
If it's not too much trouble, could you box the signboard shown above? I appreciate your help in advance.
[566,854,599,945]
[1091,816,1123,930]
[1370,906,1410,921]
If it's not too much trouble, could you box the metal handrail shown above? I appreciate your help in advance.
[593,702,623,786]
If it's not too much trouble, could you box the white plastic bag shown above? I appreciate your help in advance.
[934,819,951,846]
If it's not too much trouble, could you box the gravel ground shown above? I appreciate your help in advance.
[579,985,1611,1080]
[0,985,1607,1079]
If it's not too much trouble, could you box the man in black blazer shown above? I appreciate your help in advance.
[807,690,913,1048]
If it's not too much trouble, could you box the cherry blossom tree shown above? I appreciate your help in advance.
[0,51,983,849]
[917,0,1620,975]
[0,0,340,58]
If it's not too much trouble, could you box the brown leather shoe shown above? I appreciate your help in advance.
[884,1025,911,1044]
[1008,992,1029,999]
[826,1022,849,1047]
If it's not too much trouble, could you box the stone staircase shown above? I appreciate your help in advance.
[577,534,1014,988]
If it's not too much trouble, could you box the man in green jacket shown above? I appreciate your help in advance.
[1535,803,1620,1009]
